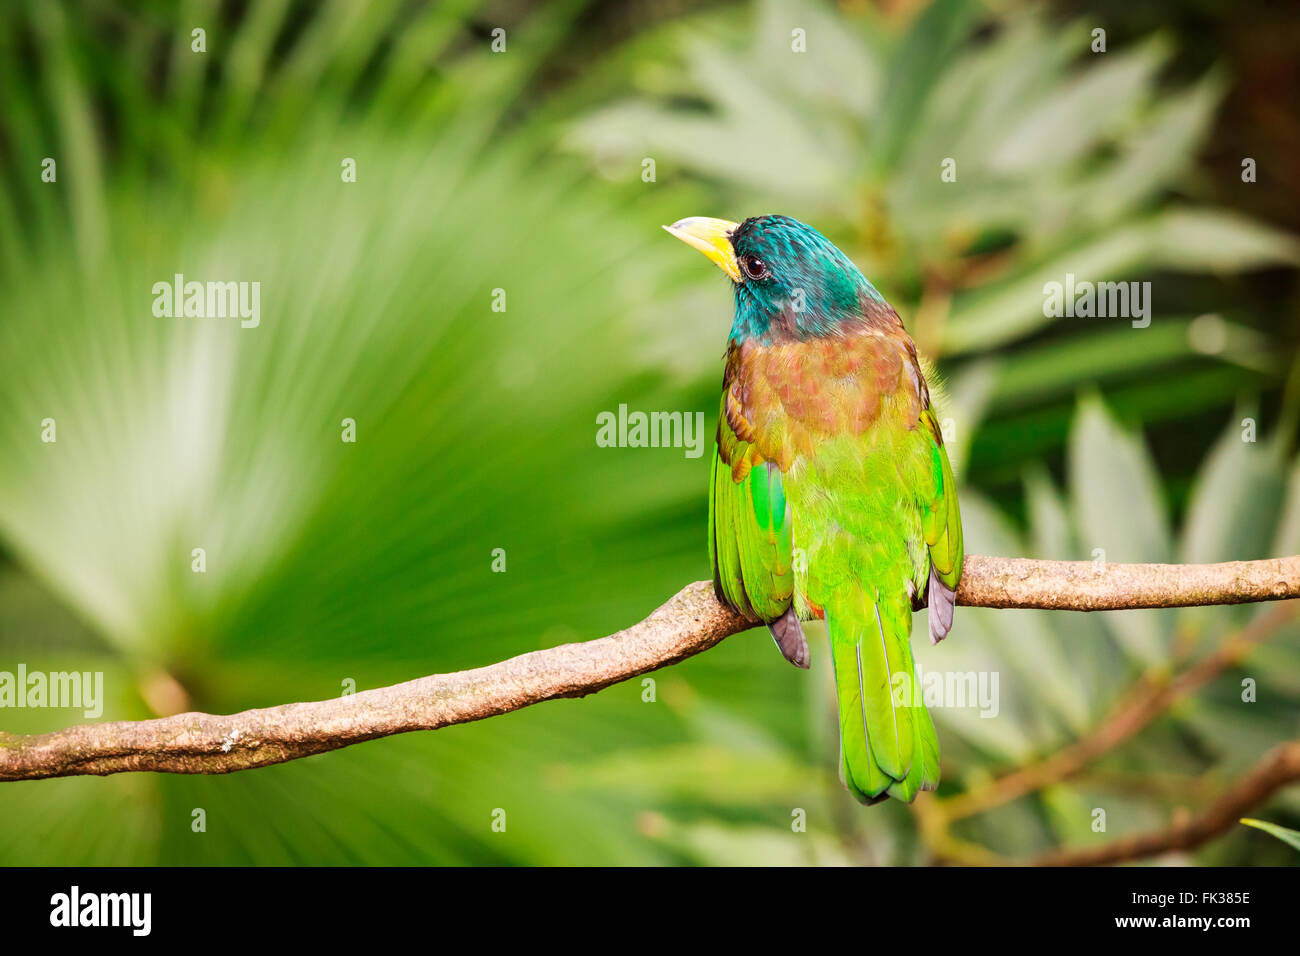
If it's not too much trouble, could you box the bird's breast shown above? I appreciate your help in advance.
[725,326,924,471]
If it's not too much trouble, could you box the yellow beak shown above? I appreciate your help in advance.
[663,217,742,282]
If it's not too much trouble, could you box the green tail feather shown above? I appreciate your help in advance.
[826,585,940,803]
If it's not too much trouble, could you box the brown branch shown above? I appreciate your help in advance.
[949,554,1300,611]
[0,581,737,780]
[1,553,1298,781]
[1028,740,1300,866]
[936,600,1298,822]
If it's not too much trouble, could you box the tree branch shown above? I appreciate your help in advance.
[1028,740,1300,866]
[914,601,1297,865]
[1,553,1298,782]
[945,554,1300,611]
[935,600,1297,822]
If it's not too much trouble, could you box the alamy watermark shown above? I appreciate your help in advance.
[595,404,706,459]
[152,273,260,328]
[891,664,999,718]
[0,664,103,718]
[1043,273,1150,328]
[50,886,151,936]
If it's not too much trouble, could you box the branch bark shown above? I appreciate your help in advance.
[1029,740,1300,866]
[946,554,1299,611]
[1,553,1298,782]
[935,600,1297,822]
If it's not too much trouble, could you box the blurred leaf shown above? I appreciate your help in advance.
[947,211,1300,355]
[0,0,719,866]
[754,0,882,120]
[1240,818,1300,852]
[1187,424,1278,538]
[1081,72,1224,226]
[1272,455,1300,556]
[989,320,1198,407]
[990,37,1167,175]
[1068,397,1172,663]
[648,817,856,866]
[1024,468,1126,727]
[869,0,977,172]
[559,743,827,805]
[1148,208,1300,271]
[1177,413,1286,640]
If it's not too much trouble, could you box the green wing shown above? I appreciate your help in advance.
[708,391,793,623]
[920,406,963,587]
[919,406,963,641]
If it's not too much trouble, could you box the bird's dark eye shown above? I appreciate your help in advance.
[740,255,770,281]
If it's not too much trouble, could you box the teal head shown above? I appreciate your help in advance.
[664,214,886,344]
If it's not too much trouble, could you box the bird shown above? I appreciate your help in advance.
[665,214,963,804]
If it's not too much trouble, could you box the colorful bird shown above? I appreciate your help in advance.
[665,215,963,804]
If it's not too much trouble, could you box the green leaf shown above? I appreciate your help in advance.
[1176,412,1285,641]
[1240,819,1300,852]
[1080,72,1224,226]
[1068,397,1173,664]
[869,0,977,172]
[991,38,1168,175]
[1180,415,1284,566]
[1147,208,1300,271]
[1024,468,1126,726]
[945,223,1162,354]
[1272,454,1300,556]
[1069,398,1172,565]
[754,0,882,119]
[945,207,1299,355]
[989,320,1198,407]
[649,819,857,866]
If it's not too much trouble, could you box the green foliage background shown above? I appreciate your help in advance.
[1,0,1297,865]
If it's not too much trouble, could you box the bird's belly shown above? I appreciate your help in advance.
[784,435,930,616]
